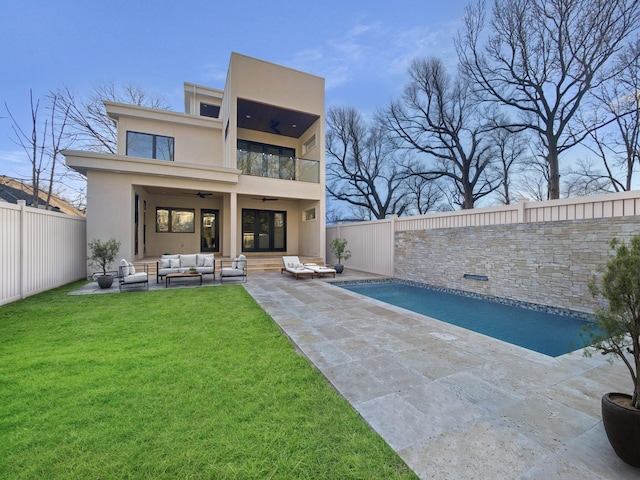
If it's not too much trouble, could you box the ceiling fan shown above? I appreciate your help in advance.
[196,192,213,198]
[261,197,278,202]
[269,119,281,135]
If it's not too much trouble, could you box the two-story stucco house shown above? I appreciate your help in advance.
[65,53,325,272]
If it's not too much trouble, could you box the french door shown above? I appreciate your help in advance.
[242,209,286,252]
[200,209,219,252]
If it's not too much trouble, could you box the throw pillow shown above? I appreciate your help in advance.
[160,259,171,268]
[180,254,197,268]
[119,259,130,277]
[128,263,135,275]
[204,256,214,267]
[170,258,180,268]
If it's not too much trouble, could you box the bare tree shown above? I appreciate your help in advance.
[54,81,169,154]
[562,157,615,196]
[581,41,640,191]
[404,171,444,214]
[493,126,529,204]
[326,106,413,220]
[512,149,550,201]
[4,90,71,209]
[382,57,502,209]
[457,0,640,199]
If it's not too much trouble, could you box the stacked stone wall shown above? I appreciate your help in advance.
[394,217,640,313]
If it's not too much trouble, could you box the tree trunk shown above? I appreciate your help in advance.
[547,146,560,200]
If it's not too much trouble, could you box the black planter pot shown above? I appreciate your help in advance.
[96,275,114,289]
[334,264,344,274]
[601,392,640,467]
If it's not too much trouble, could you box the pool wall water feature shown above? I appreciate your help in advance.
[394,216,640,314]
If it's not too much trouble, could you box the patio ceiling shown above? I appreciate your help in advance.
[237,98,319,138]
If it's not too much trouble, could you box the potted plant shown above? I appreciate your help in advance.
[584,236,640,467]
[329,237,351,274]
[88,238,121,289]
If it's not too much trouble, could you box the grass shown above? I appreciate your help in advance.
[0,282,417,479]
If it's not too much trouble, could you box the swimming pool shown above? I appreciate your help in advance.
[338,281,594,357]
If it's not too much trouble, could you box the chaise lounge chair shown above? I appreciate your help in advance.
[303,262,337,278]
[281,256,315,279]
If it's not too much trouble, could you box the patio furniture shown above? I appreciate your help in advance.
[118,259,149,291]
[303,263,337,278]
[220,255,247,283]
[281,256,315,279]
[165,272,203,287]
[156,254,215,283]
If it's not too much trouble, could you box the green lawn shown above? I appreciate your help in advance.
[0,283,417,479]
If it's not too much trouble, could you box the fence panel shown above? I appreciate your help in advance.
[0,202,86,306]
[326,218,394,276]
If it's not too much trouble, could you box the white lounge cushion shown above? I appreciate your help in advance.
[123,272,148,284]
[221,268,244,277]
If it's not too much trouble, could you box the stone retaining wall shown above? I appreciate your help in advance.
[394,216,640,313]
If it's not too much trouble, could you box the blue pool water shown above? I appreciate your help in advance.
[339,282,593,357]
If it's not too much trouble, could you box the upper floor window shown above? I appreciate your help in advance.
[303,134,316,155]
[126,131,174,161]
[200,103,220,118]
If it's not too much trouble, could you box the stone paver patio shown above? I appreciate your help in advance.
[243,271,637,480]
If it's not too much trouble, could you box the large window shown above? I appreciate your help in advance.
[127,131,174,161]
[242,209,286,252]
[156,207,195,233]
[237,140,295,180]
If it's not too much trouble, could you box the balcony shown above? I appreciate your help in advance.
[236,150,319,183]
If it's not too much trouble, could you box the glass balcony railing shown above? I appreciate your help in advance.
[236,150,319,183]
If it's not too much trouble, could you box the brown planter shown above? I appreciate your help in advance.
[601,393,640,467]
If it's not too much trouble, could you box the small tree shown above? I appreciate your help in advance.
[88,238,121,276]
[329,238,351,265]
[585,236,640,409]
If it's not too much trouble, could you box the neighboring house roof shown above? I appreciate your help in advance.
[0,176,85,217]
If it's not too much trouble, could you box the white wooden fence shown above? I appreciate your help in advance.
[326,190,640,276]
[1,201,86,306]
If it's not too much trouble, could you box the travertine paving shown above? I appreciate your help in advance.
[243,271,639,480]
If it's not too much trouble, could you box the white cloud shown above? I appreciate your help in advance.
[287,18,462,95]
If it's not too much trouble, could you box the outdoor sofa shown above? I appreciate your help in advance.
[156,254,215,283]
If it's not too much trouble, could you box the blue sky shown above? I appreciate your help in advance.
[0,0,467,179]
